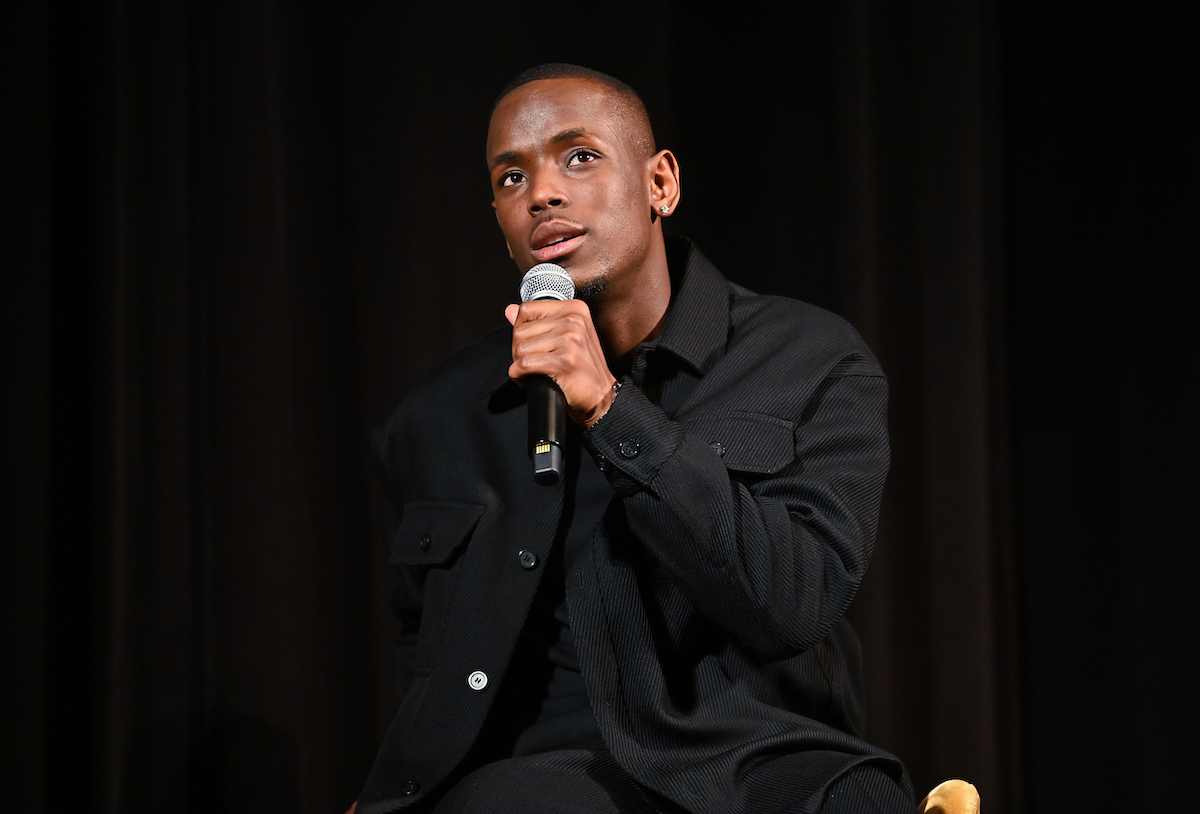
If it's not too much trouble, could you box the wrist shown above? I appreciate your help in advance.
[585,380,622,429]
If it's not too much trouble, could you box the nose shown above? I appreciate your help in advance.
[528,167,568,214]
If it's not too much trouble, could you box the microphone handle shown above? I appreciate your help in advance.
[528,374,567,485]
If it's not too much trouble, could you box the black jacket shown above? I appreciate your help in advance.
[359,240,907,813]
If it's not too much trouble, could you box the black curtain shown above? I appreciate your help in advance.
[1004,5,1199,812]
[4,1,1195,812]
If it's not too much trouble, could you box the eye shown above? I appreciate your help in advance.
[567,149,599,167]
[498,169,525,188]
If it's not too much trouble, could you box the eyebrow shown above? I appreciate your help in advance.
[489,128,601,169]
[551,127,596,144]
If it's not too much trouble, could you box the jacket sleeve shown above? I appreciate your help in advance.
[581,355,888,662]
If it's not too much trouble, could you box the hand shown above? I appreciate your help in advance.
[505,300,618,427]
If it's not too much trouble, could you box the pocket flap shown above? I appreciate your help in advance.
[389,500,485,566]
[684,412,795,474]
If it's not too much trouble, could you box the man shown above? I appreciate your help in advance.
[356,64,912,813]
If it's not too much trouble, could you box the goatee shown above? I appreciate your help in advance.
[575,278,608,305]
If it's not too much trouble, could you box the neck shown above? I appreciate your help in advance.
[589,244,673,374]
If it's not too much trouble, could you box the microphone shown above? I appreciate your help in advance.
[519,263,575,485]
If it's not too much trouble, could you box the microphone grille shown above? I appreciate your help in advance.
[520,263,575,302]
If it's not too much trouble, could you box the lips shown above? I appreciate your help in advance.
[531,220,586,262]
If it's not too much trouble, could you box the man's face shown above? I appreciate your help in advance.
[487,77,654,297]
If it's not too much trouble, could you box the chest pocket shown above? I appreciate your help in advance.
[389,500,485,566]
[682,412,795,474]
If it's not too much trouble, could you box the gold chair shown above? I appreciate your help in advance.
[918,779,980,814]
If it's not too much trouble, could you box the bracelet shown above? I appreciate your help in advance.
[587,380,622,429]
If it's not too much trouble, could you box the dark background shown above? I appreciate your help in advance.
[4,1,1197,812]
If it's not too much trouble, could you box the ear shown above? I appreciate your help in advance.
[647,149,681,218]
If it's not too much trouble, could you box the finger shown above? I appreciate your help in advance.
[513,316,592,361]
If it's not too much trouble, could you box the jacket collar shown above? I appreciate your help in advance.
[651,236,731,376]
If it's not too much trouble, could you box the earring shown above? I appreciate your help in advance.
[660,205,670,214]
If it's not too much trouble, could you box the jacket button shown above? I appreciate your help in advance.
[400,779,420,796]
[710,441,726,457]
[517,549,539,569]
[419,533,431,552]
[596,454,610,473]
[467,670,488,691]
[619,440,640,458]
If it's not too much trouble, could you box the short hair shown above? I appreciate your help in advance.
[492,63,657,157]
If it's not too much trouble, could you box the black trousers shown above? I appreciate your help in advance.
[423,749,912,814]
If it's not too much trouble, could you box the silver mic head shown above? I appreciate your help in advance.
[520,263,576,302]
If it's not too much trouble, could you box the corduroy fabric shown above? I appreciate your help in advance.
[819,763,915,814]
[427,749,683,814]
[400,750,911,814]
[358,240,910,813]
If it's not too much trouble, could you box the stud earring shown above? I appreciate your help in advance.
[660,205,670,215]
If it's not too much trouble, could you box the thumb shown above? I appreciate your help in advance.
[504,303,519,326]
